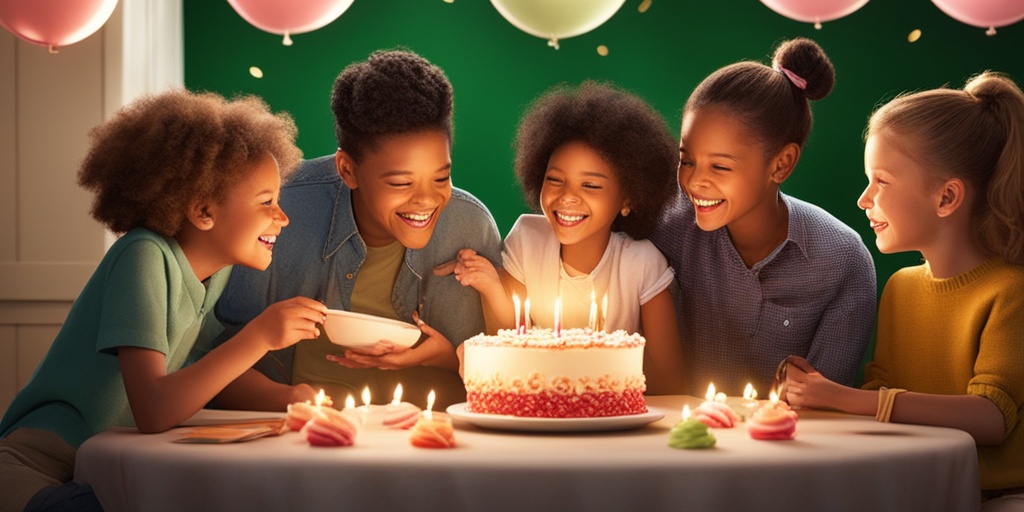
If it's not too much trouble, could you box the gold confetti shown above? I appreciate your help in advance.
[597,45,609,56]
[908,29,922,43]
[249,66,264,79]
[443,0,454,3]
[638,0,652,13]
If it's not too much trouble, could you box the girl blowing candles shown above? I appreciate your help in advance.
[650,38,876,395]
[451,82,687,394]
[0,90,327,511]
[783,72,1024,508]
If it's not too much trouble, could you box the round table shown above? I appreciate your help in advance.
[74,395,980,512]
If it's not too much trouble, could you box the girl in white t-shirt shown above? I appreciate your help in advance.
[451,81,686,394]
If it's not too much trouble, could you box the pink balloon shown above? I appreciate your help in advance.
[931,0,1024,35]
[760,0,868,27]
[228,0,354,43]
[0,0,118,50]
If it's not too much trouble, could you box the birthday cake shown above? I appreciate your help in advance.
[462,327,647,418]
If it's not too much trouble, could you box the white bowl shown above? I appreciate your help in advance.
[322,309,422,351]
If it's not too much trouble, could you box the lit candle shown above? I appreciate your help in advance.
[410,388,455,448]
[425,390,435,421]
[693,383,740,428]
[600,294,608,333]
[524,297,532,331]
[285,389,329,432]
[554,296,562,337]
[513,293,522,334]
[361,387,371,409]
[743,383,758,410]
[304,398,361,447]
[588,289,597,331]
[391,383,403,406]
[384,383,421,430]
[668,404,716,449]
[748,389,798,441]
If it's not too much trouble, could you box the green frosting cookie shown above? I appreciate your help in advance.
[668,420,716,449]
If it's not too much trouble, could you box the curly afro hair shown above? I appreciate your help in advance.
[331,49,453,161]
[514,81,677,239]
[77,89,301,237]
[685,37,835,158]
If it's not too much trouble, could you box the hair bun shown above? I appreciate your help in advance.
[965,72,1024,108]
[772,38,835,101]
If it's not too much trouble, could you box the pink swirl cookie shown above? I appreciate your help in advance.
[693,401,741,428]
[747,405,798,440]
[409,415,456,448]
[285,401,318,432]
[302,408,361,447]
[383,402,421,430]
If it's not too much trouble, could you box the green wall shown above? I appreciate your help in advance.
[183,0,1024,299]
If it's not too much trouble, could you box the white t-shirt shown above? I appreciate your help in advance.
[502,214,673,333]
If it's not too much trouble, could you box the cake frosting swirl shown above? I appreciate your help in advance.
[668,419,717,449]
[301,407,361,447]
[747,402,798,440]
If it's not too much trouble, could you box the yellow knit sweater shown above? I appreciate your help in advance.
[863,257,1024,490]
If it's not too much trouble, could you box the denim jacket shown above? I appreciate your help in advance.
[211,155,503,384]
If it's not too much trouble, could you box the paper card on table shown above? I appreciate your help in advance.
[174,419,287,444]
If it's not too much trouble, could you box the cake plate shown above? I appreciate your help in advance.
[446,403,664,432]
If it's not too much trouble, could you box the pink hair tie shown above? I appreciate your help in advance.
[774,64,807,91]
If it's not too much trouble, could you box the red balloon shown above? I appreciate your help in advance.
[0,0,118,51]
[760,0,868,28]
[227,0,354,44]
[931,0,1024,35]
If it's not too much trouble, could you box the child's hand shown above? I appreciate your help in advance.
[435,248,502,295]
[781,356,842,410]
[244,297,327,351]
[325,312,457,371]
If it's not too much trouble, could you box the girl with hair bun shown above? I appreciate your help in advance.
[650,38,877,395]
[784,72,1024,507]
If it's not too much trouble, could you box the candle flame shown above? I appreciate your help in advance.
[588,289,597,331]
[554,296,562,336]
[770,390,779,404]
[743,383,757,401]
[315,389,326,407]
[705,383,716,402]
[600,294,608,332]
[392,383,403,406]
[345,394,356,410]
[524,297,531,330]
[682,404,691,421]
[362,386,371,407]
[426,390,436,421]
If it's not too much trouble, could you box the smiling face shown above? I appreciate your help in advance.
[207,152,289,271]
[677,108,781,233]
[858,133,943,255]
[540,141,626,263]
[340,130,452,249]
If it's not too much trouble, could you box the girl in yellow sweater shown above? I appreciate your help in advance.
[782,72,1024,508]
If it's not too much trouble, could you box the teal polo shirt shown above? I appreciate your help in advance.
[0,228,229,447]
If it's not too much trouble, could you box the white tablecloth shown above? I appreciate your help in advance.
[74,396,980,512]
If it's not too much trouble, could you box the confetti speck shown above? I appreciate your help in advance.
[597,45,609,56]
[908,29,921,43]
[638,0,652,13]
[249,66,263,79]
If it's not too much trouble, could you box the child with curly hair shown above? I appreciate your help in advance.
[0,90,326,511]
[454,81,687,394]
[783,72,1024,508]
[212,49,502,410]
[650,38,877,395]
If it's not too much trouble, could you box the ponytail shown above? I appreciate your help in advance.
[967,73,1024,265]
